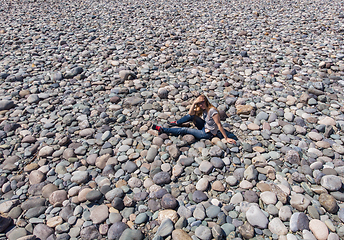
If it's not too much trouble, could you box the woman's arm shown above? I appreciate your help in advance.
[188,102,197,115]
[213,113,236,144]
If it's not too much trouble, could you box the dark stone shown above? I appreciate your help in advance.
[158,88,168,99]
[0,73,9,80]
[240,51,248,57]
[161,194,178,209]
[112,197,124,211]
[3,123,20,132]
[154,189,168,199]
[153,172,171,185]
[324,125,334,138]
[192,191,208,203]
[6,74,23,82]
[108,222,128,240]
[217,212,227,225]
[80,225,101,240]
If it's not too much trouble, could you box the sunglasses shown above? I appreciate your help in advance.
[198,101,205,105]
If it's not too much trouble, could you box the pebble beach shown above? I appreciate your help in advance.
[1,0,344,239]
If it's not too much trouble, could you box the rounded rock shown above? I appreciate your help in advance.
[90,205,109,224]
[195,226,212,240]
[161,194,178,209]
[245,205,268,229]
[269,217,288,235]
[278,206,292,222]
[192,191,208,203]
[196,178,209,191]
[172,229,192,240]
[260,191,277,205]
[319,193,339,214]
[49,190,67,205]
[290,212,309,232]
[33,224,54,240]
[156,218,174,237]
[38,146,54,157]
[309,219,329,240]
[290,194,310,211]
[80,225,101,240]
[321,175,342,191]
[108,222,128,240]
[153,172,171,185]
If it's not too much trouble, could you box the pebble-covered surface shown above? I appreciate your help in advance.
[0,0,344,239]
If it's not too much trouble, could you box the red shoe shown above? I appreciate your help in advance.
[152,124,163,133]
[168,121,178,126]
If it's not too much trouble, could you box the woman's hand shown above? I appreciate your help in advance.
[193,96,204,105]
[226,137,236,144]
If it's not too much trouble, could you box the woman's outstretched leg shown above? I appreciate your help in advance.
[153,125,212,139]
[175,114,194,125]
[216,129,238,141]
[170,114,205,130]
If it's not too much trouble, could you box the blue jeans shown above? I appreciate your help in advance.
[216,130,238,141]
[162,114,238,140]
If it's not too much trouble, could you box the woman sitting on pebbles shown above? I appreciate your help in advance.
[152,94,237,144]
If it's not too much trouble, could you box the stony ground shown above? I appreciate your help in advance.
[0,0,344,239]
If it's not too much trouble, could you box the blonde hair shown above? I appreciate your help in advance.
[193,94,217,116]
